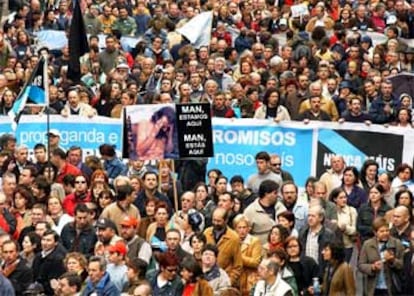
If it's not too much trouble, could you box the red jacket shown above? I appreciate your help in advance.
[63,191,92,216]
[56,163,81,184]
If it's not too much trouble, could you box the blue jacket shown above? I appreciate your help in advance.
[82,272,119,296]
[147,270,183,296]
[368,95,400,124]
[104,157,127,183]
[0,274,15,296]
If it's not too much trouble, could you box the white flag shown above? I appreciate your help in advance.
[177,11,213,48]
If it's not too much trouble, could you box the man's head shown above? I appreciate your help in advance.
[330,155,345,174]
[143,172,158,191]
[392,205,410,228]
[307,205,324,228]
[378,172,392,192]
[88,256,107,284]
[201,244,218,269]
[255,151,271,174]
[120,216,139,241]
[67,146,82,167]
[47,129,61,148]
[258,180,279,203]
[218,192,235,212]
[31,203,47,225]
[309,96,322,113]
[51,148,67,167]
[41,230,59,252]
[269,155,282,174]
[2,240,19,264]
[74,175,88,195]
[230,175,245,194]
[108,241,127,264]
[281,182,298,207]
[19,165,37,186]
[58,272,82,296]
[34,143,47,163]
[180,191,195,212]
[212,207,228,232]
[15,145,29,164]
[2,172,16,197]
[258,259,279,282]
[312,181,328,200]
[96,218,117,244]
[74,204,90,230]
[166,229,181,252]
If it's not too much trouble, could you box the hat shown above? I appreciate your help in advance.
[120,216,138,228]
[47,129,61,138]
[386,15,397,25]
[361,35,372,46]
[339,80,352,90]
[96,218,117,231]
[116,63,129,69]
[279,18,288,26]
[108,241,127,256]
[23,282,44,295]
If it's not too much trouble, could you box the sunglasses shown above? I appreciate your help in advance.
[75,180,86,184]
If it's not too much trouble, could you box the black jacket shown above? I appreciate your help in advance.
[357,201,391,243]
[6,258,33,296]
[61,222,97,257]
[33,245,67,296]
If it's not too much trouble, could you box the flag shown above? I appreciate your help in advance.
[8,56,48,131]
[67,0,89,82]
[177,11,213,48]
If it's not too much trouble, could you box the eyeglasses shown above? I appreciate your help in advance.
[75,181,86,184]
[270,163,281,166]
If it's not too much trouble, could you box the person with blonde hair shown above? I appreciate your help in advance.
[233,214,262,296]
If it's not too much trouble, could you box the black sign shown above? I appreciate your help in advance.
[175,103,213,158]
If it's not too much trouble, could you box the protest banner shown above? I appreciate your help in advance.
[175,103,213,158]
[125,104,179,160]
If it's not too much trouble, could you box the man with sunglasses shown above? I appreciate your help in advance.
[147,252,183,295]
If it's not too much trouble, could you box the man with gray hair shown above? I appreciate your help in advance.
[211,57,234,91]
[298,205,335,265]
[253,259,293,296]
[82,256,118,296]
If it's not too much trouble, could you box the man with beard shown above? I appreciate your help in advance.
[204,208,243,287]
[94,218,123,258]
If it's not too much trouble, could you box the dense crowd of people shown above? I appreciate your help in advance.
[0,0,413,295]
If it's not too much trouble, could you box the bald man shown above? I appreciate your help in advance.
[391,205,412,247]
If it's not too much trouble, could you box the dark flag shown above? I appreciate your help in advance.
[9,56,48,130]
[67,0,89,82]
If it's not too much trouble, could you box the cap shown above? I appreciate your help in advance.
[116,63,129,69]
[361,35,372,45]
[96,218,117,231]
[339,80,352,90]
[279,18,288,26]
[47,129,61,138]
[108,241,127,256]
[120,216,138,228]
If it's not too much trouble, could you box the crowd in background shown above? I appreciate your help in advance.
[0,0,413,295]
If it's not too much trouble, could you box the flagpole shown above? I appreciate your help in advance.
[43,54,51,158]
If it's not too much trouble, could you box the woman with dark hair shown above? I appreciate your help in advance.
[12,185,34,233]
[138,198,157,239]
[123,258,148,294]
[386,189,414,223]
[263,225,289,256]
[357,184,392,243]
[254,87,291,122]
[394,107,413,128]
[20,231,41,266]
[391,163,414,189]
[300,176,318,203]
[329,188,357,262]
[96,189,114,217]
[360,159,379,193]
[190,232,207,265]
[341,166,367,209]
[181,257,213,296]
[135,106,176,160]
[39,163,58,185]
[285,236,319,296]
[277,211,298,237]
[321,242,355,295]
[268,248,299,295]
[99,144,127,183]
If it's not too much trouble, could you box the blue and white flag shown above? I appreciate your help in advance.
[9,56,48,131]
[176,11,213,48]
